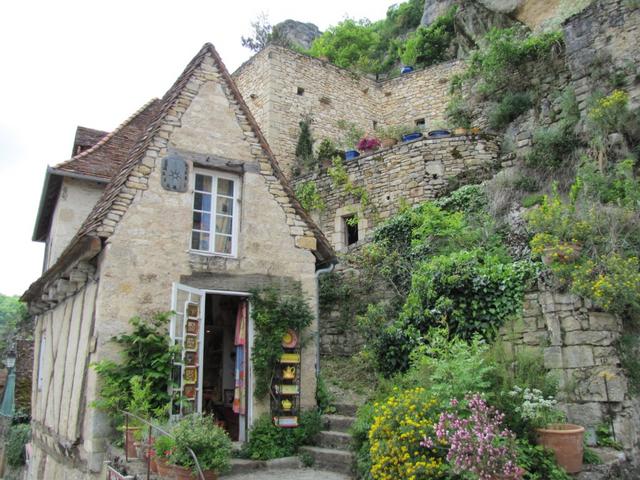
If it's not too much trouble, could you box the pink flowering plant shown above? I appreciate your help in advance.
[356,136,382,152]
[422,394,524,480]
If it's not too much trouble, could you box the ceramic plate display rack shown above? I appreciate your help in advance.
[271,329,301,427]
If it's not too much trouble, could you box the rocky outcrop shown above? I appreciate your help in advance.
[272,20,321,50]
[453,1,519,55]
[421,1,521,56]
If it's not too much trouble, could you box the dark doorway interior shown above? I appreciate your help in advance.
[202,294,244,441]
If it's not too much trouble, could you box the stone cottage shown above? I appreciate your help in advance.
[22,43,334,479]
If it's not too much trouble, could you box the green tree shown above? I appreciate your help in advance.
[0,294,27,360]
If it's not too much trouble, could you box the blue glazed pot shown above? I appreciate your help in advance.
[402,132,423,142]
[345,150,360,160]
[428,130,452,138]
[400,66,414,74]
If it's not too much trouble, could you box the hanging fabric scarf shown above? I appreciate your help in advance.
[233,301,247,414]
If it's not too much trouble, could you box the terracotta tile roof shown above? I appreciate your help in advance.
[23,43,335,303]
[71,126,107,157]
[55,99,161,180]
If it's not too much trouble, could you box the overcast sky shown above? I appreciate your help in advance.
[0,0,395,297]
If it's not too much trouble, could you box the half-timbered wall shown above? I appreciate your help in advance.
[30,280,99,478]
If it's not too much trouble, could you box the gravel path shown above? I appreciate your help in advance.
[221,468,350,480]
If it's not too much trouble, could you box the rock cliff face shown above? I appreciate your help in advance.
[272,20,321,50]
[421,0,519,56]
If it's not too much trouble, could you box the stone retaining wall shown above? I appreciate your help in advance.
[234,46,464,175]
[501,287,640,454]
[293,134,500,251]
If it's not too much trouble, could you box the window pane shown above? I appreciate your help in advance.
[215,215,233,235]
[215,235,232,254]
[216,197,234,215]
[195,174,212,192]
[217,178,234,196]
[194,192,211,211]
[191,231,210,251]
[193,212,211,231]
[174,314,184,338]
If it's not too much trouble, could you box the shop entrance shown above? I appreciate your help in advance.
[171,284,249,442]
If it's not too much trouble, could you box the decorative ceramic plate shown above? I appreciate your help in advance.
[280,353,300,364]
[184,335,198,351]
[187,303,199,318]
[281,329,298,348]
[186,319,199,335]
[274,416,299,428]
[183,384,196,398]
[185,351,198,366]
[184,367,198,384]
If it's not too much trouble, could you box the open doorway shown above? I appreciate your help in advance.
[201,293,248,441]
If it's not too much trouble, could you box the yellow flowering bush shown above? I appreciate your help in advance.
[369,387,446,480]
[588,90,629,134]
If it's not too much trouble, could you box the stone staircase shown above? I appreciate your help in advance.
[300,403,357,477]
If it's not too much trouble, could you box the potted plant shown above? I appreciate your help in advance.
[428,120,451,138]
[169,414,232,480]
[356,136,381,154]
[510,386,585,473]
[154,434,175,477]
[336,120,364,161]
[316,138,339,168]
[375,125,406,149]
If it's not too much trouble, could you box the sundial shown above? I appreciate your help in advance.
[161,153,189,192]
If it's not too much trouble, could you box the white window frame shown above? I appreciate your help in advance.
[190,169,241,258]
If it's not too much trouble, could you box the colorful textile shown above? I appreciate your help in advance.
[233,301,247,414]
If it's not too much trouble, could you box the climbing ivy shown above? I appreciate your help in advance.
[295,181,325,212]
[250,286,314,398]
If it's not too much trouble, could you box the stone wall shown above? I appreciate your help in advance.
[14,338,33,412]
[563,0,640,110]
[234,46,464,176]
[293,134,500,252]
[501,287,640,454]
[47,177,105,269]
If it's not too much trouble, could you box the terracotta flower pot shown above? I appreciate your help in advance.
[156,456,172,477]
[453,127,468,136]
[124,427,140,459]
[172,464,218,480]
[536,423,585,473]
[381,138,398,148]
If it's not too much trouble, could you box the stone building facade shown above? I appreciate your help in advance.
[234,46,463,175]
[23,44,333,479]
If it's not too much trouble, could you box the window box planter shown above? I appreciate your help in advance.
[535,424,585,474]
[345,150,360,160]
[400,66,414,74]
[401,132,423,142]
[428,130,451,138]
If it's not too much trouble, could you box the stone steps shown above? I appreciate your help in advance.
[333,403,358,417]
[298,446,354,476]
[323,414,355,433]
[315,430,352,450]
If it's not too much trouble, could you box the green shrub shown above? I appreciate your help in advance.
[6,423,31,467]
[466,28,563,95]
[435,184,488,214]
[522,194,545,208]
[153,434,176,459]
[525,124,580,169]
[244,410,322,460]
[516,439,571,480]
[315,374,335,413]
[250,287,314,398]
[316,138,339,162]
[488,92,532,130]
[402,250,536,340]
[295,181,325,212]
[351,403,375,479]
[445,94,473,129]
[400,6,457,67]
[295,119,314,169]
[405,329,495,401]
[169,414,232,473]
[91,312,176,423]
